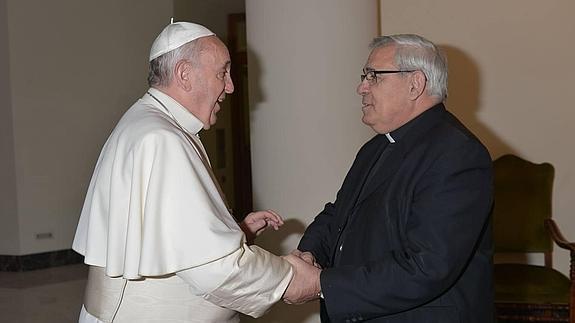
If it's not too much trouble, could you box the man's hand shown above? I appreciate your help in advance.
[291,249,321,269]
[282,254,322,305]
[239,210,284,244]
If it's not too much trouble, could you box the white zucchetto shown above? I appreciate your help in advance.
[149,22,215,61]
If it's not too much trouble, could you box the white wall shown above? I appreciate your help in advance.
[2,0,172,255]
[380,0,575,275]
[246,1,378,322]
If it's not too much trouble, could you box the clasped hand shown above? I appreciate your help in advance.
[240,213,322,305]
[282,250,322,305]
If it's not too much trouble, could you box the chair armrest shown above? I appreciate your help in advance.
[545,219,575,252]
[546,218,575,320]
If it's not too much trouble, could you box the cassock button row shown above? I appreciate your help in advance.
[339,244,343,252]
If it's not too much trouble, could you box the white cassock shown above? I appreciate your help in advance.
[72,88,293,323]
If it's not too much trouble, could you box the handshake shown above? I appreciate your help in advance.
[282,250,323,305]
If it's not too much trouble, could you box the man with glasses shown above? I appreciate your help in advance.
[286,34,494,322]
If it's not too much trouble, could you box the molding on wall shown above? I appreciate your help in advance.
[0,249,84,272]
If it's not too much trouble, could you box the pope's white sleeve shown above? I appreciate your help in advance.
[176,243,293,318]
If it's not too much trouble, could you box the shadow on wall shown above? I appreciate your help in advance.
[440,45,516,159]
[246,47,267,108]
[255,218,308,258]
[440,45,530,265]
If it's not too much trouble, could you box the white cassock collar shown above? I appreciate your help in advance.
[147,87,204,135]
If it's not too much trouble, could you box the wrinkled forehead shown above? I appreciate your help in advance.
[197,36,231,67]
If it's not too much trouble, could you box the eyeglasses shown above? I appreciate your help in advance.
[360,69,416,84]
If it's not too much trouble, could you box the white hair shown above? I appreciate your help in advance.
[370,34,448,99]
[147,38,207,87]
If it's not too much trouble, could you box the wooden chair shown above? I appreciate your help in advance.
[493,154,575,322]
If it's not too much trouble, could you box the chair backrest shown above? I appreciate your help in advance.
[492,154,555,255]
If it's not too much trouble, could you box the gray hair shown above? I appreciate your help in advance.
[370,34,448,99]
[147,38,207,87]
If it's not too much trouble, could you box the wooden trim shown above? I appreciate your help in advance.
[0,249,83,272]
[545,219,575,323]
[227,13,253,219]
[496,303,569,322]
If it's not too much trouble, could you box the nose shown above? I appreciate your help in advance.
[357,79,369,96]
[225,74,234,94]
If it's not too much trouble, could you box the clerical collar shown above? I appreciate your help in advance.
[384,133,395,143]
[146,87,204,135]
[386,120,416,144]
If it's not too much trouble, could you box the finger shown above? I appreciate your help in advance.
[263,216,280,225]
[301,256,316,266]
[266,209,284,225]
[291,249,303,257]
[283,254,307,267]
[282,254,297,264]
[269,218,281,230]
[253,211,276,224]
[300,252,311,259]
[301,254,314,264]
[299,251,316,263]
[264,217,282,230]
[269,222,280,231]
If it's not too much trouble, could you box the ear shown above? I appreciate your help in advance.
[408,71,427,100]
[174,60,192,91]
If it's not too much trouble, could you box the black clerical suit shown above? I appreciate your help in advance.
[298,104,493,323]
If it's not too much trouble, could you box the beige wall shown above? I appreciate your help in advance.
[380,0,575,275]
[0,0,252,256]
[1,0,172,255]
[175,0,245,41]
[0,0,19,254]
[245,0,378,322]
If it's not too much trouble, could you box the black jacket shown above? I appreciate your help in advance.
[298,104,494,323]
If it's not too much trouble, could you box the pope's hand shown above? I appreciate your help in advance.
[240,209,284,244]
[282,254,322,305]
